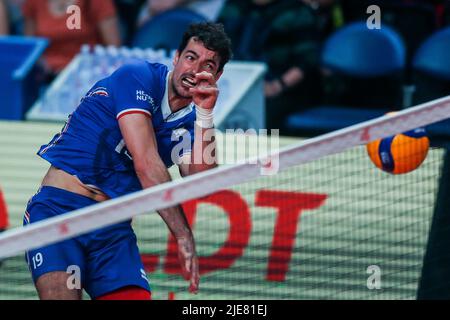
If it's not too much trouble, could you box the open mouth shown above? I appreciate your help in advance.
[181,76,197,88]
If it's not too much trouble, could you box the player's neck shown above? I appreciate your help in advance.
[168,97,191,113]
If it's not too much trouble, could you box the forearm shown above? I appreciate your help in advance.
[158,205,193,240]
[189,124,217,174]
[188,106,217,175]
[135,155,172,188]
[135,156,193,239]
[182,71,221,176]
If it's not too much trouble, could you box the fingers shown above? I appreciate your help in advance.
[189,86,218,95]
[184,255,192,280]
[181,263,190,281]
[195,72,217,92]
[189,256,200,294]
[177,238,200,293]
[178,250,191,281]
[179,252,199,293]
[195,71,215,85]
[189,86,219,109]
[189,277,199,294]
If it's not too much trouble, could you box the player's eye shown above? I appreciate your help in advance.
[186,55,195,61]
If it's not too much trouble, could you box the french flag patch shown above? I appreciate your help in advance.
[89,87,109,97]
[24,211,30,225]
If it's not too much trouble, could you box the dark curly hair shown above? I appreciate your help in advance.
[178,22,233,72]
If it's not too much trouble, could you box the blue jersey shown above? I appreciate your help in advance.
[38,60,196,199]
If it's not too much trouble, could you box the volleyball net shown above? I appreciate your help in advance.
[0,96,449,299]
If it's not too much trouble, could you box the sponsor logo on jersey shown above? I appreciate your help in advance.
[136,90,155,106]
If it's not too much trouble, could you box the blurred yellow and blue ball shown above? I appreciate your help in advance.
[366,127,430,175]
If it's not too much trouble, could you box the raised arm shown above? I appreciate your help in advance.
[179,71,221,177]
[118,113,199,293]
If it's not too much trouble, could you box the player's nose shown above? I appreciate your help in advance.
[191,61,202,75]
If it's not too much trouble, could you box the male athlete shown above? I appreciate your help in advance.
[23,22,232,300]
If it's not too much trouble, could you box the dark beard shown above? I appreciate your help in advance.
[172,78,192,99]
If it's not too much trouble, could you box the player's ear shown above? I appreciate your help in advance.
[173,51,180,66]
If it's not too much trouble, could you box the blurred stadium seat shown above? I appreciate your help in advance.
[0,36,48,120]
[412,26,450,144]
[285,22,405,137]
[444,1,450,27]
[320,23,405,77]
[132,8,206,53]
[340,0,436,82]
[413,27,450,82]
[376,1,437,66]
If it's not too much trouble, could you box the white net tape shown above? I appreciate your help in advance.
[0,95,449,259]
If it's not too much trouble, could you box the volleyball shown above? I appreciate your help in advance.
[366,127,430,175]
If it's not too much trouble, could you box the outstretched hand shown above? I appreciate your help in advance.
[177,237,200,294]
[189,72,219,110]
